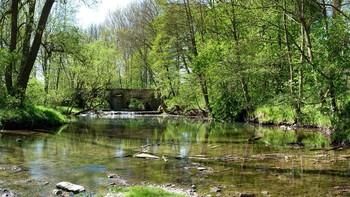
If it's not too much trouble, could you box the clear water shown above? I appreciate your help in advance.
[0,116,349,196]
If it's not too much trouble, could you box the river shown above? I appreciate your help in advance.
[0,115,349,196]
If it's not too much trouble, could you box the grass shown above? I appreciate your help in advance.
[0,105,67,129]
[109,186,187,197]
[253,105,296,124]
[299,105,332,127]
[253,104,332,127]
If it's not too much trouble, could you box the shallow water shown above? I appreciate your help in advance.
[0,116,349,196]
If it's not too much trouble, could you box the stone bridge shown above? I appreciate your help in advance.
[107,89,161,111]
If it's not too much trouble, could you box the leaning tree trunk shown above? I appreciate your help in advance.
[16,0,55,98]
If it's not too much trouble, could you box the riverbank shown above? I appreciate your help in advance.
[0,105,67,130]
[166,104,349,145]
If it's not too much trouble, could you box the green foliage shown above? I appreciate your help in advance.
[128,98,145,110]
[110,186,186,197]
[300,105,332,127]
[210,89,241,121]
[0,105,66,129]
[332,130,350,145]
[254,105,296,124]
[26,78,46,105]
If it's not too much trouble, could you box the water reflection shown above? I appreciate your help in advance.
[0,117,348,196]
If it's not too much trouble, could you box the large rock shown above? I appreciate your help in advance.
[56,182,85,193]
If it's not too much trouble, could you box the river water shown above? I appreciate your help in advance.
[0,115,349,196]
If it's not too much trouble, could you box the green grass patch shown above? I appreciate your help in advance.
[109,186,187,197]
[0,105,67,129]
[253,105,296,124]
[253,104,332,127]
[299,105,332,127]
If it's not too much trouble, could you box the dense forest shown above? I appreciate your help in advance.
[0,0,349,142]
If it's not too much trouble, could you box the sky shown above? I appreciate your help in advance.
[77,0,134,27]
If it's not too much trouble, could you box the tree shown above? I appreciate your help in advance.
[5,0,55,100]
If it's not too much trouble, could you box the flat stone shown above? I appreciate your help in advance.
[56,182,85,193]
[134,153,159,159]
[197,167,207,171]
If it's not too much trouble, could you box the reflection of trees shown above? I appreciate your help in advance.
[255,127,330,150]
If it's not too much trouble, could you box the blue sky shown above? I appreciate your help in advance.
[77,0,134,27]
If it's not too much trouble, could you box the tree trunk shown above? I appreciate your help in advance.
[21,0,35,69]
[183,0,211,112]
[5,0,19,96]
[283,0,294,96]
[329,81,338,114]
[16,0,55,98]
[230,0,251,111]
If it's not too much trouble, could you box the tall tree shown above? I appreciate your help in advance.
[5,0,55,100]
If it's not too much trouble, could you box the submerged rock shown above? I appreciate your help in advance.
[210,187,221,193]
[239,193,256,197]
[52,189,62,196]
[56,182,85,193]
[0,188,15,197]
[107,173,120,178]
[333,186,350,196]
[0,166,22,172]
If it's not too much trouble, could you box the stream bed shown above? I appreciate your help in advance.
[0,115,349,196]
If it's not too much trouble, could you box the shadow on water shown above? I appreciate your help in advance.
[0,115,349,196]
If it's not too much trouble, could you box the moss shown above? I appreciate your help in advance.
[0,105,67,130]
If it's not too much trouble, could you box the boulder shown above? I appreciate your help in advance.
[56,182,85,193]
